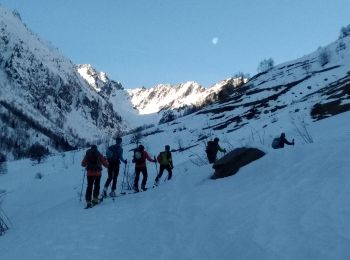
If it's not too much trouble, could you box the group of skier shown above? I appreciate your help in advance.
[82,132,294,208]
[81,137,173,208]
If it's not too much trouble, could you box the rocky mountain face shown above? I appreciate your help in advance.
[127,77,246,123]
[0,7,125,160]
[128,81,206,114]
[76,64,149,128]
[76,64,123,99]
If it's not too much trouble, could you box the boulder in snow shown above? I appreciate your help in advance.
[212,148,265,179]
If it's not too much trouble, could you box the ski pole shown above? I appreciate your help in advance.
[121,163,127,194]
[154,160,159,176]
[79,169,86,202]
[127,163,132,190]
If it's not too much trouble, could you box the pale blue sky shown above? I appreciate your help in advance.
[1,0,349,88]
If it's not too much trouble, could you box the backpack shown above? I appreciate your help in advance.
[157,151,169,166]
[271,137,280,149]
[206,141,217,163]
[133,149,144,164]
[106,144,121,164]
[85,149,102,171]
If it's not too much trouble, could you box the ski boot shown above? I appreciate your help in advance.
[92,197,99,206]
[102,188,108,198]
[85,201,93,209]
[109,191,116,198]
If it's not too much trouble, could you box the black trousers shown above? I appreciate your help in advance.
[134,167,148,190]
[155,165,172,181]
[104,163,120,191]
[85,175,101,202]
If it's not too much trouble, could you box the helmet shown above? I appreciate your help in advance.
[214,137,219,142]
[138,144,144,151]
[116,137,122,144]
[165,145,170,151]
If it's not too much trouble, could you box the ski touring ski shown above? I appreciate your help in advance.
[84,198,103,209]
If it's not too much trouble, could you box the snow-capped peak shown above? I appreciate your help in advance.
[127,78,245,115]
[76,64,104,92]
[76,64,123,97]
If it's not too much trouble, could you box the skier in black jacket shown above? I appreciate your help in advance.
[278,133,294,148]
[102,137,127,198]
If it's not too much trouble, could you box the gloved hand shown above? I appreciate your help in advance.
[292,139,295,145]
[124,159,128,164]
[223,149,227,153]
[154,156,157,162]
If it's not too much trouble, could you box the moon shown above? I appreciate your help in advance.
[212,37,219,45]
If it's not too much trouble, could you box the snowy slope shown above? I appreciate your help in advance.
[1,17,350,258]
[0,112,350,260]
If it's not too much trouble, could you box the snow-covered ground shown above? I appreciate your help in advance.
[1,111,350,260]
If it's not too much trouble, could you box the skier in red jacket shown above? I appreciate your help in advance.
[132,144,156,192]
[81,145,108,207]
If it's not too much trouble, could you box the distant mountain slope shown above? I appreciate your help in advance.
[127,77,245,115]
[191,35,350,137]
[76,64,157,127]
[0,7,125,159]
[122,34,350,158]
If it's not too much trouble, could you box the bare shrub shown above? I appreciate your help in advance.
[221,135,235,151]
[189,148,208,167]
[302,60,311,75]
[249,127,266,145]
[0,153,7,175]
[0,193,10,236]
[318,47,331,67]
[121,163,134,191]
[130,129,143,146]
[290,115,313,144]
[257,58,274,73]
[27,143,49,163]
[336,41,346,57]
[339,24,350,39]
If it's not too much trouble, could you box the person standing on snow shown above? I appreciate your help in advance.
[81,145,108,208]
[206,137,226,164]
[102,137,127,198]
[154,145,173,186]
[132,144,156,192]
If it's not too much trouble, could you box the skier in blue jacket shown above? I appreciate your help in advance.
[102,137,127,197]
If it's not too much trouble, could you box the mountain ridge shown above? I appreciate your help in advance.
[0,6,125,160]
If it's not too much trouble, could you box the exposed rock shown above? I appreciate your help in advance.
[212,148,265,179]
